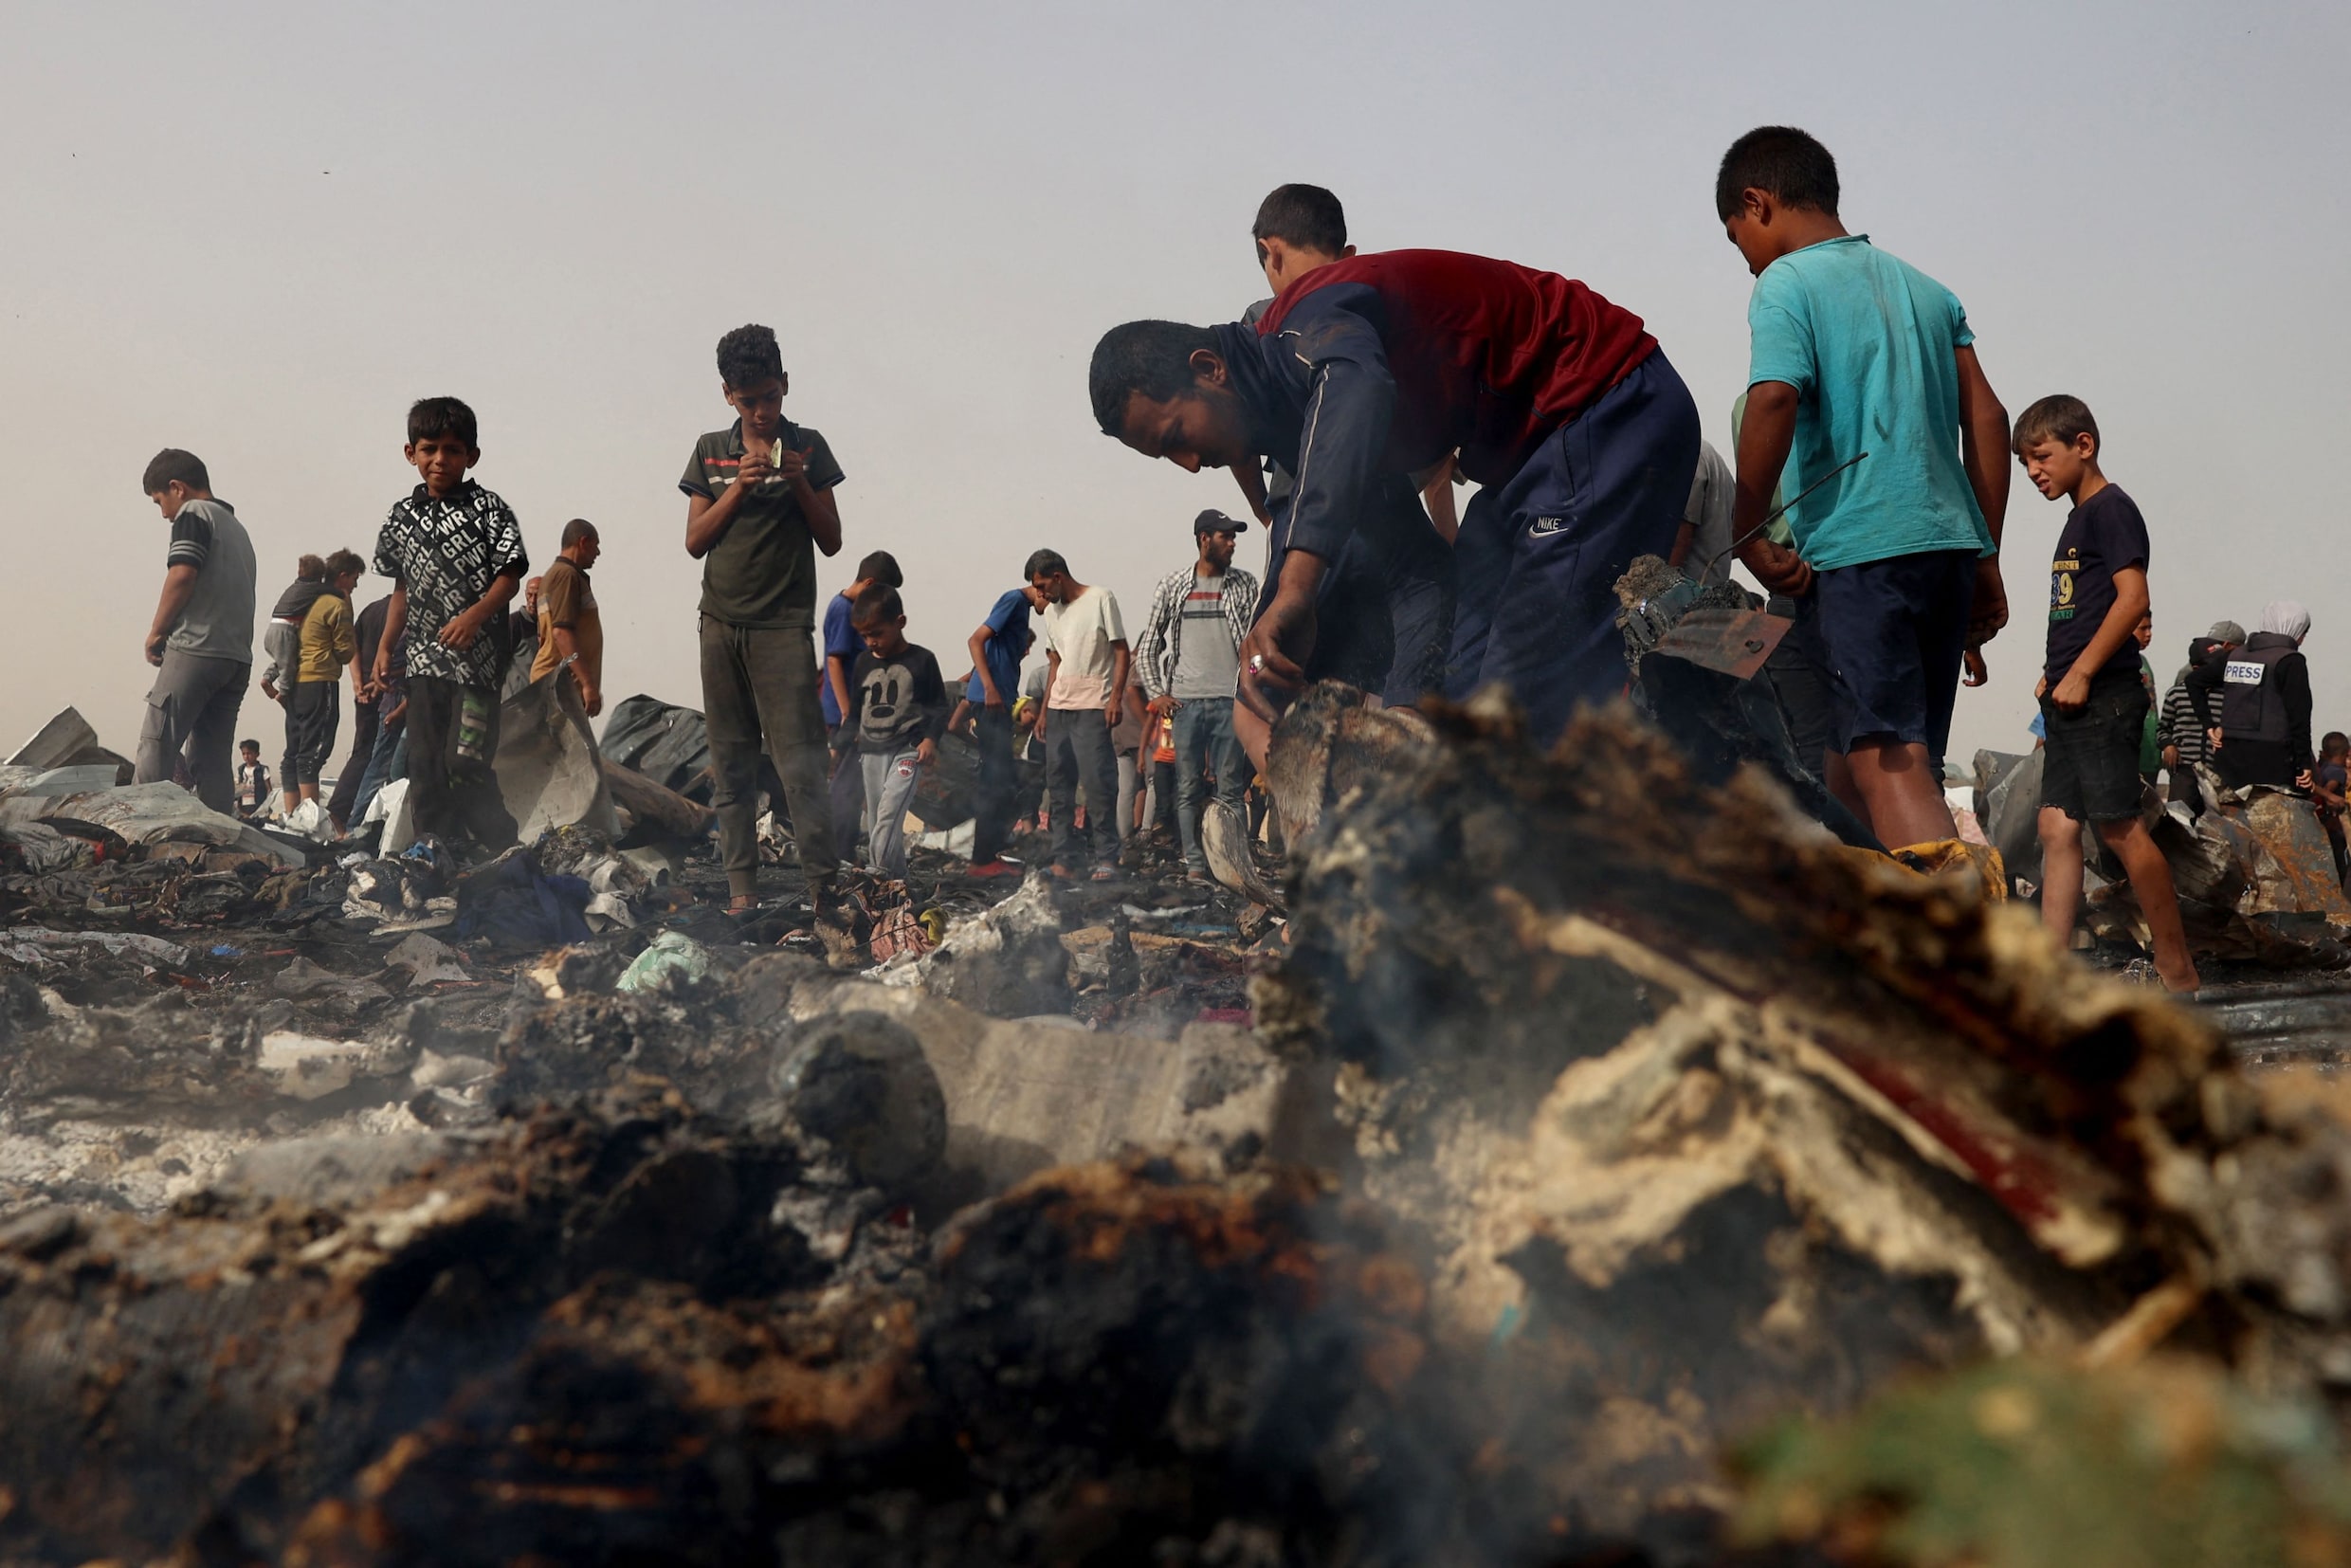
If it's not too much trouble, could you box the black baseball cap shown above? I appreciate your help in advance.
[1194,508,1249,535]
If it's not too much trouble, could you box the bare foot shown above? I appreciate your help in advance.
[727,895,758,916]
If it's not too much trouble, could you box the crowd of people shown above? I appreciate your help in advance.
[127,126,2339,986]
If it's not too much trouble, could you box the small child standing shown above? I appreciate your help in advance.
[846,585,950,883]
[234,740,272,820]
[2016,394,2197,993]
[370,397,528,858]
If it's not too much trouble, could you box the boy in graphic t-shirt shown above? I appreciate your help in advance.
[2015,394,2197,994]
[370,397,528,858]
[845,585,950,882]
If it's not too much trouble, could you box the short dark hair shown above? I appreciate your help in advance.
[856,550,903,587]
[241,738,260,752]
[560,518,598,548]
[1089,320,1218,436]
[851,584,903,625]
[141,448,210,495]
[717,323,784,390]
[1252,183,1347,258]
[1025,548,1068,581]
[296,554,328,581]
[323,549,365,579]
[2012,394,2100,458]
[1716,126,1840,221]
[2324,731,2349,757]
[408,396,479,447]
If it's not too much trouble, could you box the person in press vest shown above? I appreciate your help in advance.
[2189,599,2316,793]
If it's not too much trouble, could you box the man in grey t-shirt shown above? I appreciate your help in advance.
[1133,510,1259,880]
[135,449,256,814]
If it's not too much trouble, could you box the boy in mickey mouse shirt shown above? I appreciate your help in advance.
[845,584,950,883]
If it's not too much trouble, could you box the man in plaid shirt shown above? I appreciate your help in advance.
[1133,510,1259,882]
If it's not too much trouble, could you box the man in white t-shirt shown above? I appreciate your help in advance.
[1028,548,1131,881]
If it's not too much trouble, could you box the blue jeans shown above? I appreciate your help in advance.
[1171,698,1248,872]
[351,717,407,827]
[1447,348,1701,742]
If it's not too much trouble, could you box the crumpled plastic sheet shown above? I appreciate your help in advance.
[0,926,191,969]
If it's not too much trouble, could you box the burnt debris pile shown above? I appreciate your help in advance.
[0,1103,1432,1566]
[9,691,2351,1562]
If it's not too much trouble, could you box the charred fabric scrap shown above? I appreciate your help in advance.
[11,699,2351,1560]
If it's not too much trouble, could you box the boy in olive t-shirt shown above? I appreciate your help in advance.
[681,323,846,913]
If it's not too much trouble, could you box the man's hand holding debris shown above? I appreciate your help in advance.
[1238,552,1321,720]
[1736,537,1813,597]
[1728,383,1813,600]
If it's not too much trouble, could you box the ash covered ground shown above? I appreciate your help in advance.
[9,690,2351,1566]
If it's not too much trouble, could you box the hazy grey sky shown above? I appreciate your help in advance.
[5,0,2344,769]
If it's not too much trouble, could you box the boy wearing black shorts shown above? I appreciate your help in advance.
[2016,394,2197,993]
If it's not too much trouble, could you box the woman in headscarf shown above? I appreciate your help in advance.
[2190,599,2315,790]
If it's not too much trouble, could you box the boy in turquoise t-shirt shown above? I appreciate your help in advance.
[1715,126,2013,850]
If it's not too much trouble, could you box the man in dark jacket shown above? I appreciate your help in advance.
[2191,600,2315,791]
[1090,247,1700,743]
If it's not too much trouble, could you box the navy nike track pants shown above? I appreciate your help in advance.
[1446,348,1701,743]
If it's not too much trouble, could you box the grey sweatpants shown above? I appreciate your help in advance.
[135,650,249,815]
[1045,707,1121,868]
[700,616,837,899]
[859,745,923,882]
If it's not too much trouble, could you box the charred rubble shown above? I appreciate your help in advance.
[8,685,2351,1562]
